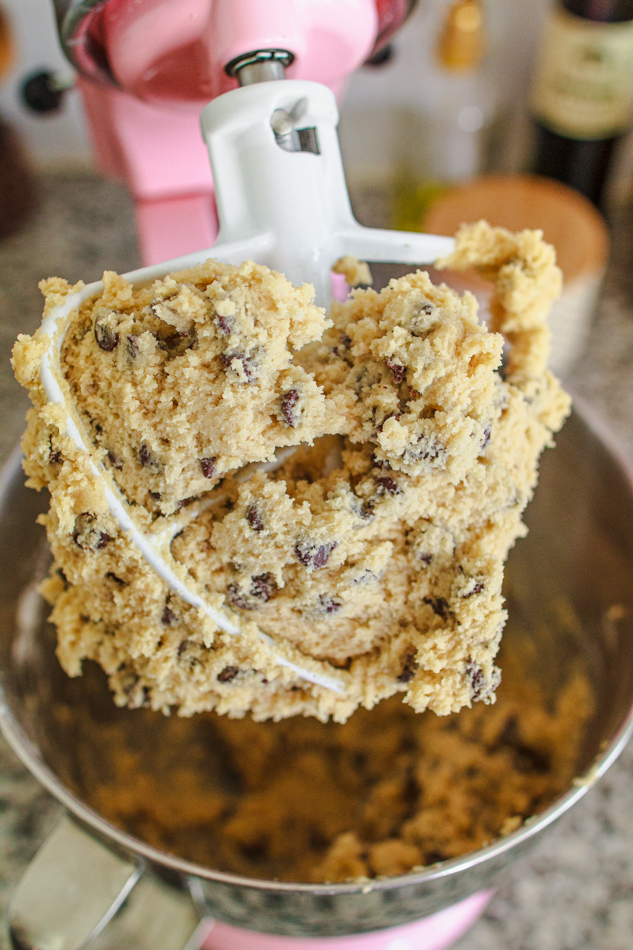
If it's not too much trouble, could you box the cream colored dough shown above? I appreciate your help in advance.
[12,222,570,722]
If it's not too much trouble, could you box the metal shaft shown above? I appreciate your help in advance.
[226,49,294,86]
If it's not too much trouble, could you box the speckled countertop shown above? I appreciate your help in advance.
[1,174,633,949]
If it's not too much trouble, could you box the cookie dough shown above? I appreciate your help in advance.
[54,653,592,882]
[12,222,570,722]
[57,261,342,515]
[332,254,373,287]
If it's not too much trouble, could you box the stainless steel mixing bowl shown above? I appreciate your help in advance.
[1,403,633,945]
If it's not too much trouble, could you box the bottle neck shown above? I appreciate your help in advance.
[562,0,633,22]
[436,0,486,72]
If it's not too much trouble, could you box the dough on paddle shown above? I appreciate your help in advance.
[12,222,570,722]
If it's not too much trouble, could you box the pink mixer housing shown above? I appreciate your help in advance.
[74,0,410,264]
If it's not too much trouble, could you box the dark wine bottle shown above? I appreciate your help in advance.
[530,0,633,209]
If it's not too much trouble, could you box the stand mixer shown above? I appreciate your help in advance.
[51,0,414,266]
[12,0,491,946]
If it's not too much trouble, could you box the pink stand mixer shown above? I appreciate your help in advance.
[17,1,493,946]
[53,0,414,267]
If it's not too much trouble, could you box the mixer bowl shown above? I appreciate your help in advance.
[1,402,633,938]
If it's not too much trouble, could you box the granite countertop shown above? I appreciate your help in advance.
[1,173,633,949]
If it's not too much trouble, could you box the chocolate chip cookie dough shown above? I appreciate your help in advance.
[58,261,343,515]
[56,654,592,883]
[12,222,571,722]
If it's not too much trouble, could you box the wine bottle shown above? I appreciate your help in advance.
[530,0,633,209]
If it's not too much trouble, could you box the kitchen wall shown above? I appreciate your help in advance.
[338,0,552,186]
[0,0,92,168]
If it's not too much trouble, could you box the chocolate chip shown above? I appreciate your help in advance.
[359,501,375,522]
[385,359,405,385]
[425,850,448,865]
[227,573,277,610]
[217,666,239,683]
[105,572,125,586]
[279,389,300,427]
[200,457,217,479]
[318,593,342,613]
[48,439,62,465]
[314,545,335,568]
[107,450,123,470]
[333,333,353,361]
[220,351,257,382]
[247,505,264,531]
[353,752,367,770]
[398,652,417,683]
[351,363,381,396]
[94,313,119,352]
[462,579,484,598]
[73,513,111,551]
[251,573,276,602]
[465,660,485,699]
[424,597,450,618]
[419,554,432,566]
[239,841,267,861]
[409,301,439,340]
[177,640,189,656]
[513,746,551,774]
[294,540,337,569]
[127,334,140,359]
[498,714,519,745]
[139,444,158,469]
[226,583,254,610]
[162,604,177,625]
[376,412,400,433]
[405,436,443,465]
[164,327,197,357]
[498,714,550,773]
[215,312,234,334]
[481,423,492,452]
[404,772,420,807]
[375,476,401,496]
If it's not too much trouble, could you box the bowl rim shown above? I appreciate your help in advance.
[1,394,633,895]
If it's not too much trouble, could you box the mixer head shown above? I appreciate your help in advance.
[52,0,417,103]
